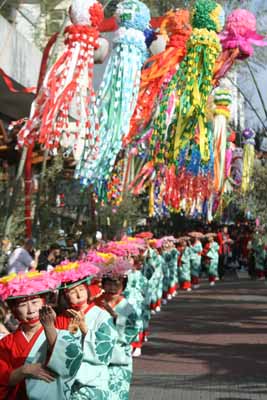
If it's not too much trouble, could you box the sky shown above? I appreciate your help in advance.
[233,0,267,131]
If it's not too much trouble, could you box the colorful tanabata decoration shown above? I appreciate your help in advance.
[231,146,243,188]
[106,156,125,206]
[76,0,150,188]
[214,9,267,85]
[213,88,232,193]
[241,128,256,193]
[123,9,192,146]
[18,0,104,159]
[149,0,224,214]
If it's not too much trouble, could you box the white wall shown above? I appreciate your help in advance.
[0,14,42,87]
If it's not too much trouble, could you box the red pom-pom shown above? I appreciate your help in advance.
[89,3,104,28]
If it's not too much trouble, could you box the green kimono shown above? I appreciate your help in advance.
[206,242,219,278]
[150,254,163,306]
[26,329,83,400]
[167,248,179,293]
[190,241,203,278]
[161,251,170,296]
[108,298,139,400]
[142,249,157,304]
[178,247,191,284]
[252,239,266,272]
[124,270,146,334]
[56,305,118,400]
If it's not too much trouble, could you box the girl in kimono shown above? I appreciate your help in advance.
[202,235,220,285]
[96,265,139,400]
[177,239,192,291]
[54,264,118,400]
[169,242,179,298]
[149,244,163,314]
[142,244,157,315]
[251,234,266,280]
[0,271,83,400]
[189,235,203,289]
[124,254,148,357]
[161,241,171,304]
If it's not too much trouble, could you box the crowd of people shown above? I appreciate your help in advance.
[0,222,266,399]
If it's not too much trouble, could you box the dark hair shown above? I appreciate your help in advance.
[102,276,128,291]
[23,239,34,248]
[49,243,61,251]
[0,306,6,324]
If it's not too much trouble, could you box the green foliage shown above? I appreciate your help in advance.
[95,193,145,239]
[242,162,267,225]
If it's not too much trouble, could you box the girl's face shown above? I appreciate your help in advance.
[102,279,123,296]
[13,297,44,324]
[65,284,88,306]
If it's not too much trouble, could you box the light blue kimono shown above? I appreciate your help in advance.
[68,306,118,400]
[108,298,139,400]
[178,247,191,284]
[25,329,83,400]
[207,242,220,277]
[190,241,203,278]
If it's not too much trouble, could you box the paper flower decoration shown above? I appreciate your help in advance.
[0,271,59,301]
[98,257,133,277]
[214,9,267,84]
[135,231,153,239]
[52,260,99,285]
[220,9,267,59]
[188,232,204,239]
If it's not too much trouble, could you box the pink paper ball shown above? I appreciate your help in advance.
[225,9,256,36]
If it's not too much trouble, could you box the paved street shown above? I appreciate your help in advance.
[131,276,267,399]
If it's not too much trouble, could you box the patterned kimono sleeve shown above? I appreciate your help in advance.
[123,310,140,345]
[83,317,117,366]
[192,243,202,254]
[112,309,139,365]
[46,330,83,379]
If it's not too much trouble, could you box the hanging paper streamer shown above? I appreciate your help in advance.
[213,88,232,192]
[106,156,125,206]
[214,9,267,85]
[146,0,224,216]
[231,147,243,188]
[149,0,224,168]
[171,0,224,163]
[18,0,104,156]
[76,0,150,188]
[241,128,256,193]
[123,9,192,146]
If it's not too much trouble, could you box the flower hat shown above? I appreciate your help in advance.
[52,259,100,289]
[0,271,59,301]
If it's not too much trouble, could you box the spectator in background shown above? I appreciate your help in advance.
[7,239,40,275]
[217,226,233,280]
[37,243,62,272]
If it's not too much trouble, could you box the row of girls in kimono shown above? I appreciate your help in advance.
[0,261,144,400]
[142,233,220,304]
[0,232,222,400]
